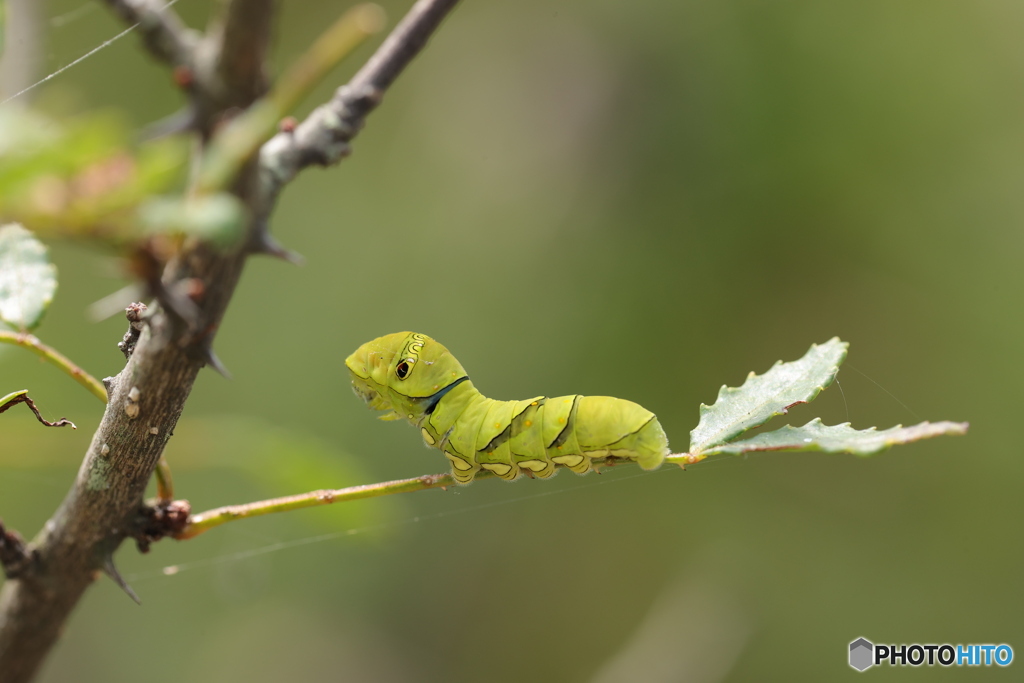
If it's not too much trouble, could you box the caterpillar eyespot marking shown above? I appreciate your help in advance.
[346,332,669,484]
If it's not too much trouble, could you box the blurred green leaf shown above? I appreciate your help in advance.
[701,418,969,457]
[0,107,121,195]
[689,338,848,453]
[0,107,188,245]
[139,193,246,248]
[0,223,57,330]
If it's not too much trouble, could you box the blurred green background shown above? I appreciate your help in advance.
[1,0,1021,681]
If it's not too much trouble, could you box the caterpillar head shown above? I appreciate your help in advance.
[345,332,468,423]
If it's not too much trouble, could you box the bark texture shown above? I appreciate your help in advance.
[0,1,461,681]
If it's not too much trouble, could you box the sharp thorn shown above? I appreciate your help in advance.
[139,107,198,142]
[249,231,305,266]
[102,555,141,605]
[199,344,231,379]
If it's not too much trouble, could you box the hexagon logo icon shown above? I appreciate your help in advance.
[849,637,874,671]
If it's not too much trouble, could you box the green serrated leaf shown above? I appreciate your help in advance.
[0,223,58,330]
[700,418,969,457]
[689,338,848,453]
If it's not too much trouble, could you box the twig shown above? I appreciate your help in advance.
[100,0,198,69]
[0,391,76,429]
[203,0,274,107]
[259,0,461,203]
[0,2,463,680]
[0,333,106,402]
[197,5,383,194]
[117,302,148,360]
[175,471,465,539]
[666,452,707,466]
[172,452,708,540]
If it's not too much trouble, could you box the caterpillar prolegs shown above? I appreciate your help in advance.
[346,332,669,484]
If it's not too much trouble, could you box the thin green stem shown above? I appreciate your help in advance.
[175,470,475,539]
[0,332,107,403]
[666,452,706,466]
[154,457,175,502]
[174,453,707,540]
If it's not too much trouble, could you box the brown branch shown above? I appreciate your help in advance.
[104,0,274,138]
[0,2,462,680]
[0,302,217,682]
[202,0,274,107]
[0,2,271,680]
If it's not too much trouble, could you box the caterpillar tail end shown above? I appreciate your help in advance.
[634,418,671,470]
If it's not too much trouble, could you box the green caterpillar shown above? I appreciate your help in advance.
[346,332,669,484]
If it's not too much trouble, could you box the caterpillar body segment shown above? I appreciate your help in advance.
[345,332,669,484]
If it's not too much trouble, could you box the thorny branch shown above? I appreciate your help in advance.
[259,0,461,213]
[0,1,463,681]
